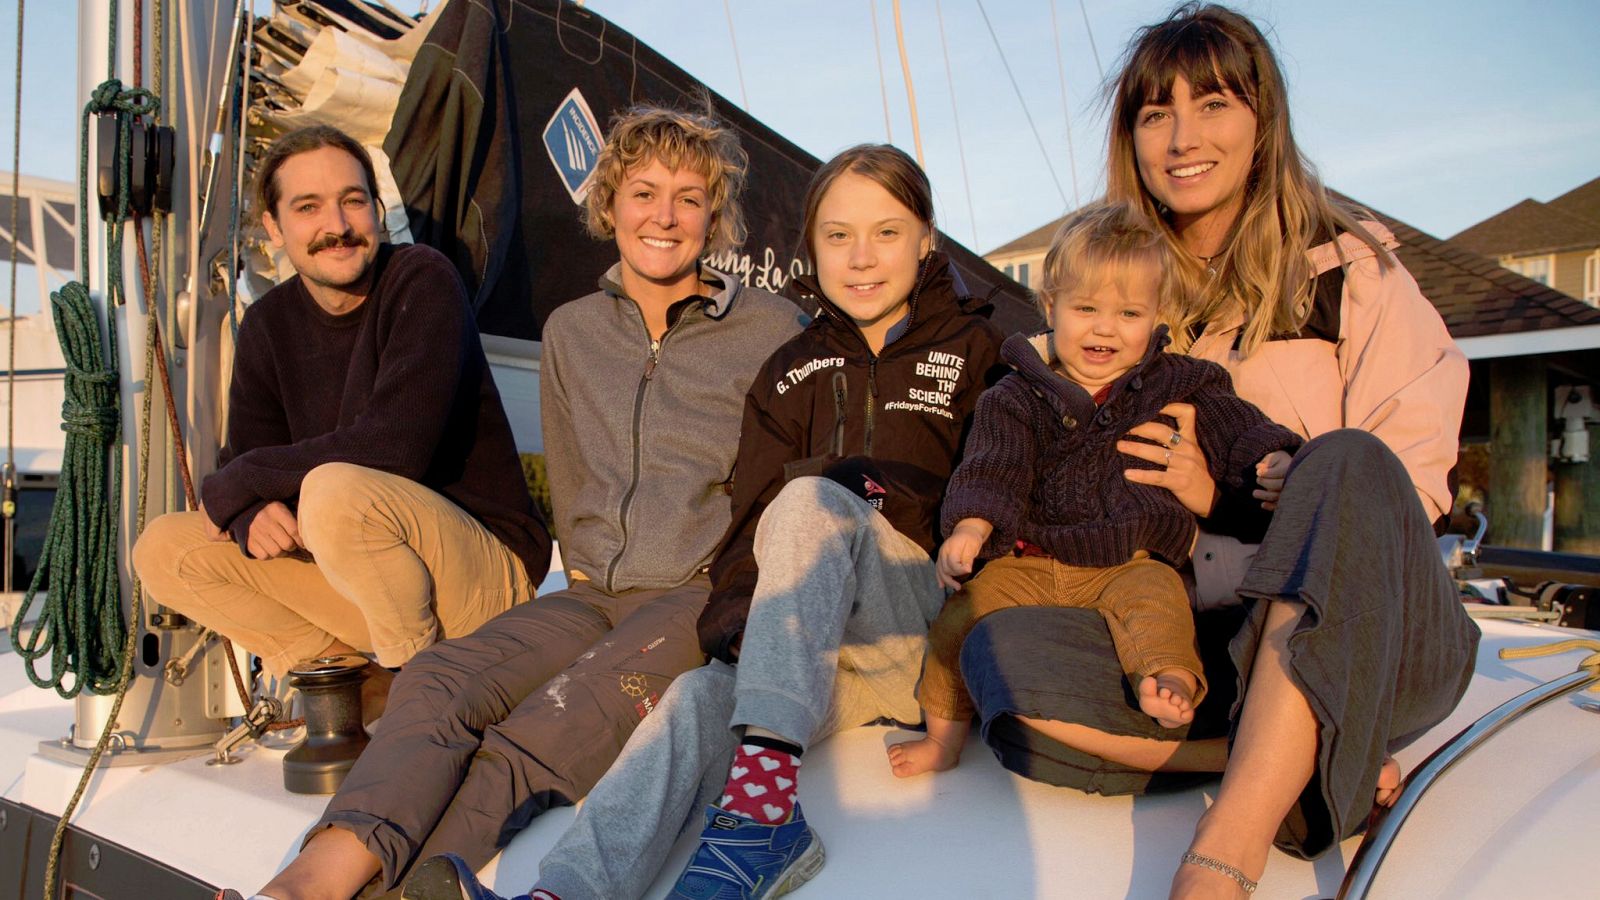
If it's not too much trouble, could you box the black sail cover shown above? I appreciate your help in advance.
[384,0,1041,341]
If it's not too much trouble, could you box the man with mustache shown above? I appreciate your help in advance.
[134,126,550,723]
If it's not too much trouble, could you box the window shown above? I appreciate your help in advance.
[1504,255,1552,286]
[1002,264,1014,279]
[3,473,57,593]
[1017,262,1031,288]
[1585,250,1600,306]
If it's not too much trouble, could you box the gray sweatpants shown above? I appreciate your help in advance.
[308,578,710,892]
[537,477,944,899]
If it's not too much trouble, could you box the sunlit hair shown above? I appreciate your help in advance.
[798,143,937,265]
[1105,2,1388,354]
[254,124,380,221]
[584,102,748,255]
[1038,201,1172,320]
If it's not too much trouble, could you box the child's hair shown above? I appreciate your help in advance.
[1038,201,1173,318]
[798,144,937,264]
[1104,2,1388,354]
[583,102,749,255]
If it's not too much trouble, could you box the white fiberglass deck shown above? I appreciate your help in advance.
[3,613,1597,899]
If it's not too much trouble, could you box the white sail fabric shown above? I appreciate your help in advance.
[248,3,445,262]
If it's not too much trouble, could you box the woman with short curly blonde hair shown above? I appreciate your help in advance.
[583,104,748,256]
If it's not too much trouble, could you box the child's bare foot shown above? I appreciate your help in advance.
[887,735,962,777]
[1139,669,1197,729]
[1375,756,1402,807]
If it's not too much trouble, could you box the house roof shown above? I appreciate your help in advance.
[985,216,1066,258]
[1448,196,1600,258]
[982,194,1600,340]
[1352,195,1600,339]
[1548,175,1600,223]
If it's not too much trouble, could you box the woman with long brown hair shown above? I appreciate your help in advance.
[960,4,1477,896]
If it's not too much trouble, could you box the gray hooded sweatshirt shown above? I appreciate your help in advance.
[539,264,803,593]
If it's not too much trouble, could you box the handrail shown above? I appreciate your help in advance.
[1338,667,1600,898]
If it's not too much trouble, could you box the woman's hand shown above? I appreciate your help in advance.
[1119,402,1218,517]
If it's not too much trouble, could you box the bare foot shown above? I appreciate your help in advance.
[1139,669,1197,729]
[887,736,962,777]
[1375,756,1401,807]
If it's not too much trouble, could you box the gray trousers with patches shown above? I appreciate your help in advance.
[537,477,945,900]
[308,577,710,892]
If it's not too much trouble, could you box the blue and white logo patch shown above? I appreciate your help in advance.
[543,88,602,204]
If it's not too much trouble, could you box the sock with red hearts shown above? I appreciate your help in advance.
[717,737,803,824]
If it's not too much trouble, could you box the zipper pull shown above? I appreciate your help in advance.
[644,340,660,380]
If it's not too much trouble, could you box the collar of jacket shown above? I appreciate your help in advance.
[1003,323,1173,424]
[596,262,743,319]
[791,251,991,352]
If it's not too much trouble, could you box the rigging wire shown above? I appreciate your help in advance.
[1077,0,1103,81]
[868,0,893,142]
[1049,0,1082,207]
[934,0,978,251]
[974,0,1068,207]
[721,0,750,111]
[227,0,253,340]
[889,0,924,167]
[5,0,23,596]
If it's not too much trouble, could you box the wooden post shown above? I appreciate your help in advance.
[1489,357,1546,549]
[1554,422,1600,554]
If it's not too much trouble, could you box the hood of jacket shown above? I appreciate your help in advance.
[597,261,747,319]
[792,251,994,351]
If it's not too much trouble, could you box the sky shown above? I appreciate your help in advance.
[2,0,1597,276]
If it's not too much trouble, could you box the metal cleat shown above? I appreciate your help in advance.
[207,695,283,766]
[163,627,215,686]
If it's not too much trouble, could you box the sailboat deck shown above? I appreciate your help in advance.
[4,611,1598,898]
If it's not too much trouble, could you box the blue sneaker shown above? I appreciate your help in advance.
[401,852,531,900]
[669,803,826,899]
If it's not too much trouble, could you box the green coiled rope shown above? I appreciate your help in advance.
[8,71,158,699]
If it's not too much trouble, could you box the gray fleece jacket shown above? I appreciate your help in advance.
[539,264,803,593]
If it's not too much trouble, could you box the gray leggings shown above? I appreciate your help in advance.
[962,429,1480,857]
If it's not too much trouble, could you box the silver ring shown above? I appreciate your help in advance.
[1164,448,1173,465]
[1168,431,1183,447]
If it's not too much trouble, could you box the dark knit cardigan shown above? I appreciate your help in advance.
[940,326,1302,567]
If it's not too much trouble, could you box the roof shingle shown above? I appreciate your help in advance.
[1448,197,1600,258]
[1548,176,1600,223]
[1349,194,1600,338]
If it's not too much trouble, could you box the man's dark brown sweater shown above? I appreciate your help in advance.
[200,242,551,581]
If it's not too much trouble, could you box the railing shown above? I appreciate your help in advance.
[1339,653,1600,898]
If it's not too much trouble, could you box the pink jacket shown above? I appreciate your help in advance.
[1186,223,1468,608]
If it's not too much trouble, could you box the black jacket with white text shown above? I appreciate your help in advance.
[697,252,1006,662]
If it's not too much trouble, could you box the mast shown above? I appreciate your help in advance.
[50,0,243,767]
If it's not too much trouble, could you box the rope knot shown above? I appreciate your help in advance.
[87,79,161,119]
[89,79,125,112]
